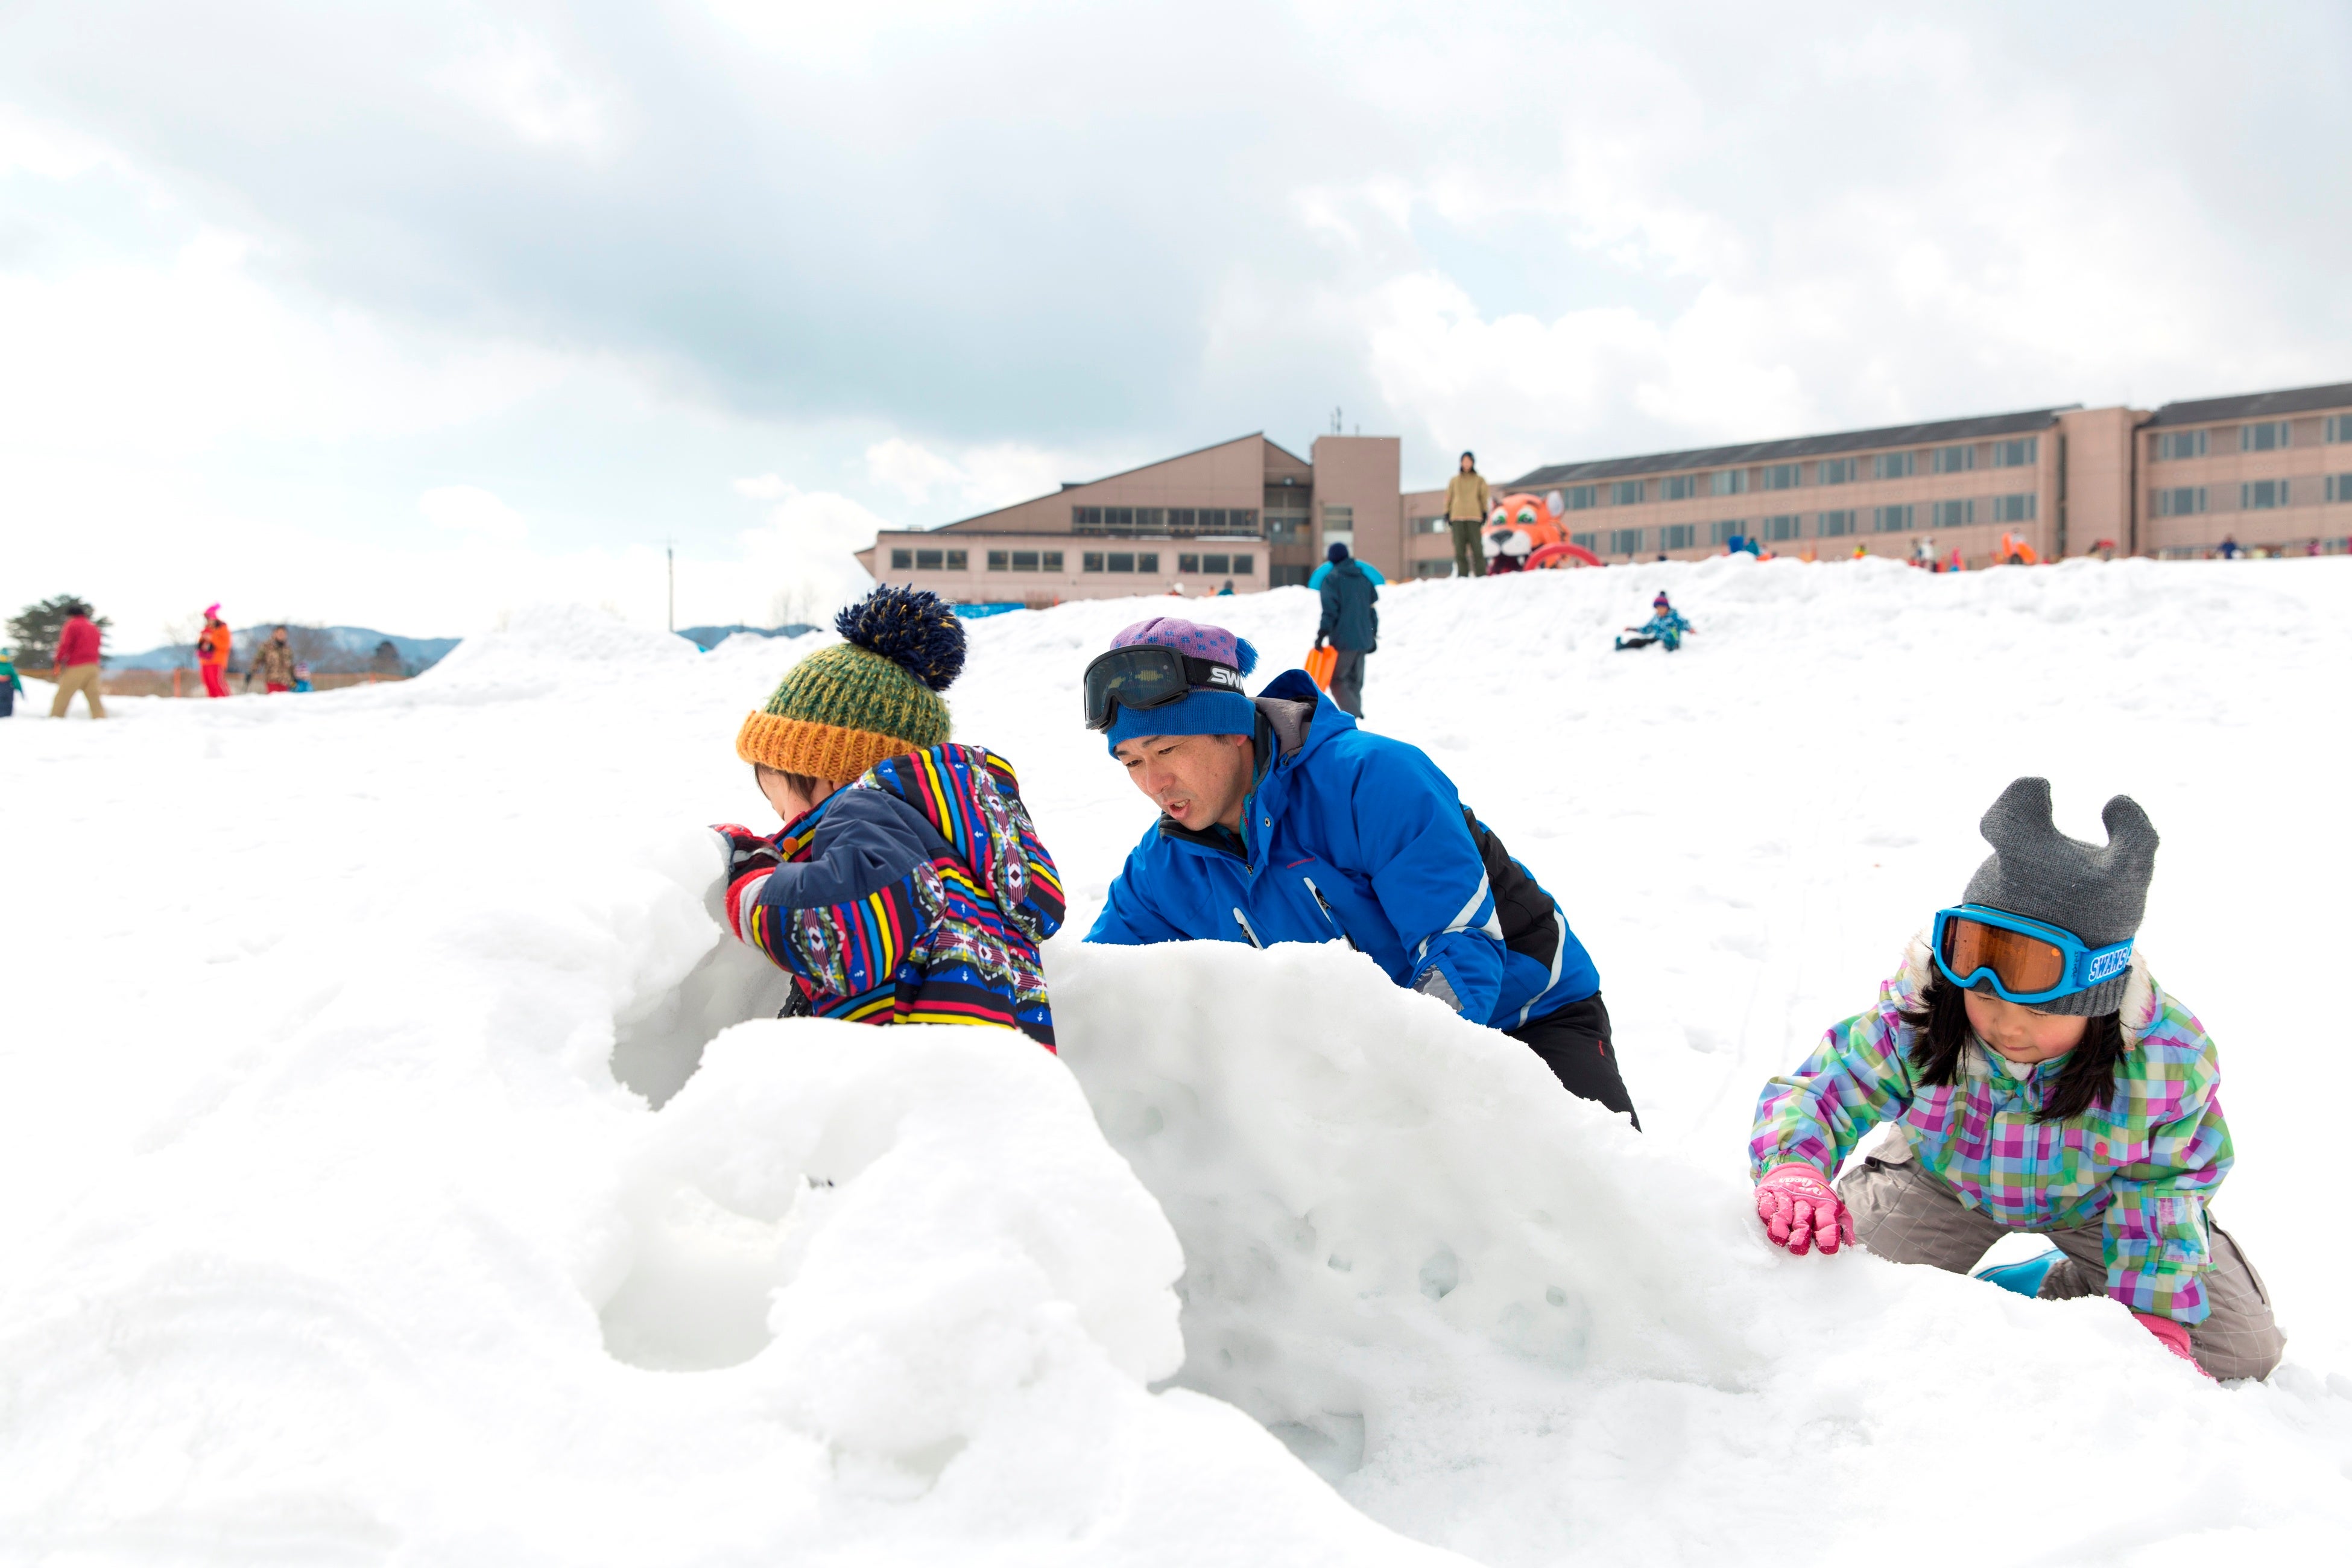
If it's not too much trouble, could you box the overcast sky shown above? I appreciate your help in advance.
[4,1,2348,647]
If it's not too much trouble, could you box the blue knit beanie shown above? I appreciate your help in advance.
[1327,542,1350,563]
[1100,617,1259,752]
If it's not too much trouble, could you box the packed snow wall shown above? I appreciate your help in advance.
[7,567,2352,1566]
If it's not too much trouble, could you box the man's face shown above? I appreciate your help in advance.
[1113,732,1254,832]
[273,630,288,643]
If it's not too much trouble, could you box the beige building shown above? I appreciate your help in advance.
[853,379,2352,600]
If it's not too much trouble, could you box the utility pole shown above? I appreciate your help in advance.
[666,542,675,633]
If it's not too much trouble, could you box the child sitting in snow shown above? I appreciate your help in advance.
[711,586,1066,1048]
[1614,592,1693,652]
[1748,777,2281,1380]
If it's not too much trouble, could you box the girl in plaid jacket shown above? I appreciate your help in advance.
[1748,778,2282,1381]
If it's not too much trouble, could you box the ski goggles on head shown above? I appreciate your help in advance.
[1931,905,2132,1005]
[1081,645,1245,731]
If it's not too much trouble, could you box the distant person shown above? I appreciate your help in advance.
[0,646,21,718]
[49,601,105,719]
[247,626,296,694]
[292,662,314,694]
[710,586,1064,1047]
[195,605,232,698]
[2217,534,2242,560]
[1444,450,1491,578]
[1615,591,1693,653]
[1315,542,1378,718]
[1216,579,1235,596]
[1079,617,1635,1121]
[1912,536,1936,569]
[1749,777,2280,1381]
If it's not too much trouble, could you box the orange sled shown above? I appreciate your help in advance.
[1304,645,1337,691]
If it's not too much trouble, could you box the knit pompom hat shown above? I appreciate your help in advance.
[736,586,965,780]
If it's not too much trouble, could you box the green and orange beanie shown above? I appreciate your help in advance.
[735,585,966,781]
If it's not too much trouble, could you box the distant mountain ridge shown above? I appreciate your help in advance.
[675,622,819,651]
[111,625,463,673]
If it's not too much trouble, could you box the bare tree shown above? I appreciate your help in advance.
[768,583,833,630]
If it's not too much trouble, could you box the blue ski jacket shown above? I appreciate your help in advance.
[1085,671,1599,1029]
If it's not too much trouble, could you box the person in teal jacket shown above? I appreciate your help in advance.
[0,647,22,719]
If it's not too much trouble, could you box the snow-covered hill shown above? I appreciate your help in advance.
[5,558,2350,1565]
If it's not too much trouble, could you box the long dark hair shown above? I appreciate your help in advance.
[1899,970,2127,1122]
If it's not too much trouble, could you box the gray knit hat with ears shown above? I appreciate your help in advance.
[1959,777,2160,1016]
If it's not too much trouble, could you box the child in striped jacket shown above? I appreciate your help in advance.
[712,587,1064,1048]
[1749,777,2282,1380]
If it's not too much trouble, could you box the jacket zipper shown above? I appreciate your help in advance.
[1303,877,1356,950]
[1232,908,1264,948]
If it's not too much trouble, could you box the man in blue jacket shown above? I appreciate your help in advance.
[1080,616,1637,1122]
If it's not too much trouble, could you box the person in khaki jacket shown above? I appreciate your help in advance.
[1443,451,1491,579]
[247,626,297,694]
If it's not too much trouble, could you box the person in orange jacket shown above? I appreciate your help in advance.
[195,605,232,698]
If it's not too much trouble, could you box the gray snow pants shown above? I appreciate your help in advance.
[1839,1149,2284,1382]
[1329,649,1367,718]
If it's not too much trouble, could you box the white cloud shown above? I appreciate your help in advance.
[419,485,529,545]
[433,28,620,156]
[864,437,968,504]
[864,437,1078,515]
[733,473,789,500]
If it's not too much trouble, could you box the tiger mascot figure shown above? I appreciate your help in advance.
[1483,492,1569,574]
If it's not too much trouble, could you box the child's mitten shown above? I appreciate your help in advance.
[2132,1311,2210,1377]
[1754,1162,1854,1256]
[710,825,782,940]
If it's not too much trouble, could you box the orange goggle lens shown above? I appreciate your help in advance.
[1940,917,2069,994]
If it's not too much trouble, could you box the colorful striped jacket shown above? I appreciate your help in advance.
[1750,939,2231,1324]
[715,744,1064,1048]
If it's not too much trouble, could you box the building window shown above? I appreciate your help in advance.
[1932,445,1976,475]
[1818,510,1854,537]
[1708,520,1742,546]
[1202,552,1230,574]
[1989,494,2037,523]
[915,549,944,570]
[949,551,968,571]
[1082,552,1105,573]
[1609,528,1644,554]
[1413,560,1453,579]
[2327,476,2352,502]
[1816,457,1856,485]
[1611,480,1645,505]
[2241,479,2290,510]
[1231,554,1254,574]
[1323,504,1354,531]
[1072,506,1101,531]
[2327,416,2352,444]
[890,549,913,569]
[1764,514,1801,542]
[1993,437,2039,468]
[2156,487,2207,516]
[1266,517,1305,543]
[1570,531,1599,550]
[1269,564,1310,587]
[1710,470,1746,496]
[2240,421,2290,452]
[1169,508,1195,532]
[1761,463,1802,491]
[1873,452,1916,480]
[1107,552,1136,572]
[1662,475,1698,501]
[1137,552,1160,572]
[1661,523,1695,549]
[1563,485,1596,510]
[1178,553,1200,574]
[1131,507,1161,532]
[2155,430,2208,461]
[988,551,1009,571]
[1872,504,1913,533]
[1930,499,1973,528]
[1411,515,1448,535]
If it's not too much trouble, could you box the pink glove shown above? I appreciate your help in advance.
[2132,1311,2210,1377]
[1754,1163,1854,1256]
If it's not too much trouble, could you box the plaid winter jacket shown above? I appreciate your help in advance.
[1750,938,2231,1324]
[715,744,1064,1048]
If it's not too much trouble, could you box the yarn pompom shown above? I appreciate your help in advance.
[1232,637,1259,678]
[835,584,967,692]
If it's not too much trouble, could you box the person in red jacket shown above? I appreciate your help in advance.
[195,605,232,698]
[49,602,106,719]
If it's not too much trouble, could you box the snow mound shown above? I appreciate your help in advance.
[420,602,701,695]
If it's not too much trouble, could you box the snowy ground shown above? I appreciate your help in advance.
[6,558,2351,1566]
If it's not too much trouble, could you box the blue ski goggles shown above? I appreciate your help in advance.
[1931,905,2132,1005]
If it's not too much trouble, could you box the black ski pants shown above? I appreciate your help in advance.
[1507,991,1639,1128]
